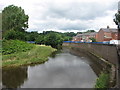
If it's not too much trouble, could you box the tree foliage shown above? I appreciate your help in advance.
[0,13,2,30]
[35,35,45,44]
[63,32,77,37]
[2,4,77,49]
[85,30,95,33]
[2,5,29,34]
[44,33,63,48]
[114,11,120,40]
[89,37,96,42]
[114,12,120,29]
[4,29,26,40]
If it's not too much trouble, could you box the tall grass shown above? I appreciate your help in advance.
[2,40,34,55]
[2,40,56,67]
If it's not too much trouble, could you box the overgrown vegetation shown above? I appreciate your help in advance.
[2,40,34,55]
[24,31,76,49]
[3,29,76,49]
[2,41,56,67]
[95,72,110,88]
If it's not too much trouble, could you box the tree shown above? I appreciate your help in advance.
[0,13,2,40]
[26,32,39,41]
[44,33,63,49]
[85,30,95,33]
[77,32,83,34]
[89,37,96,42]
[114,12,120,40]
[35,35,45,44]
[4,29,26,40]
[64,32,76,37]
[2,5,29,35]
[0,13,2,30]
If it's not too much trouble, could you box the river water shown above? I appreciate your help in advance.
[2,48,99,88]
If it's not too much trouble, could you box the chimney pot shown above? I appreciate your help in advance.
[107,26,109,29]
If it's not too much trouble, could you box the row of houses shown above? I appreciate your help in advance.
[72,26,118,42]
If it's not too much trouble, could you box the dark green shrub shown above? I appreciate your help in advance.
[4,29,26,41]
[95,72,110,88]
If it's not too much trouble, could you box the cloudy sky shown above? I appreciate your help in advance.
[0,0,119,33]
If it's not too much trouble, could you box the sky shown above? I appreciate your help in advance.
[0,0,119,33]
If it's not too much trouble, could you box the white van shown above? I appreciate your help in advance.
[110,40,120,45]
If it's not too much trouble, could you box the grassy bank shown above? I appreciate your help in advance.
[2,40,34,55]
[2,40,56,67]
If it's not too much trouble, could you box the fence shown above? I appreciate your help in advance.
[63,41,110,44]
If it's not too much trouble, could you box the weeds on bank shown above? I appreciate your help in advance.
[95,72,110,88]
[2,40,56,67]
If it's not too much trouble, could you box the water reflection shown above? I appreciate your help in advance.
[21,52,97,88]
[2,67,28,88]
[2,48,100,88]
[68,47,103,75]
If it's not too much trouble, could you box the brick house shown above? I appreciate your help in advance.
[96,26,118,42]
[72,32,97,42]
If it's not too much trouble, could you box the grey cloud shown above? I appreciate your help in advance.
[27,0,118,32]
[33,18,90,31]
[41,1,117,21]
[1,0,118,32]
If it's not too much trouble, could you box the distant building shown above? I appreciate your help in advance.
[72,26,118,42]
[96,26,118,42]
[72,32,97,42]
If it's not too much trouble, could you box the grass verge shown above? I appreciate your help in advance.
[2,44,57,67]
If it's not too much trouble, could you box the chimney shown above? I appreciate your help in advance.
[107,25,109,29]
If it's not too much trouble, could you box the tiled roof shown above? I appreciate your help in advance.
[76,32,97,37]
[100,28,118,33]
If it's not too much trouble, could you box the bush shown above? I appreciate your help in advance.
[4,29,26,41]
[89,37,96,42]
[95,72,110,88]
[2,40,34,55]
[44,33,63,49]
[35,35,45,44]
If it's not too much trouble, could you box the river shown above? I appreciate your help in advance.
[2,48,99,88]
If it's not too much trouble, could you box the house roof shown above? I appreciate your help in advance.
[100,28,118,33]
[76,32,97,37]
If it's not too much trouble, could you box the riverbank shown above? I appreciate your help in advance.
[3,48,97,88]
[62,44,116,88]
[2,40,57,67]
